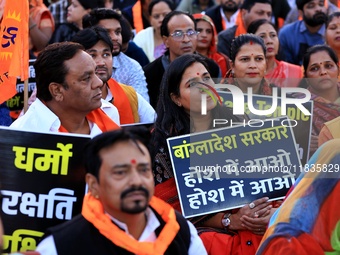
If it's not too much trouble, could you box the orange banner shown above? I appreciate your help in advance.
[0,0,29,104]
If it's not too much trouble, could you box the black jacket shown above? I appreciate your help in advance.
[44,210,190,255]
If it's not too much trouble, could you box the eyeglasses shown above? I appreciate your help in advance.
[169,30,199,41]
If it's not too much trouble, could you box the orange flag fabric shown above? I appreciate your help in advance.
[0,0,29,104]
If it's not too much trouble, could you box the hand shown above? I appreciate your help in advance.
[240,207,277,235]
[229,197,272,231]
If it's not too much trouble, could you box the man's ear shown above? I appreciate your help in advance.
[241,9,247,21]
[86,173,100,198]
[298,9,303,19]
[163,35,169,48]
[49,82,64,102]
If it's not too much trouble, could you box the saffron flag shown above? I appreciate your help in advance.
[0,0,29,104]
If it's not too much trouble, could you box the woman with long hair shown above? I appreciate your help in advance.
[151,53,275,255]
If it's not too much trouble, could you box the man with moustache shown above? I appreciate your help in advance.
[205,0,243,33]
[278,0,328,65]
[36,127,207,255]
[83,8,150,102]
[10,42,120,136]
[217,0,272,57]
[72,26,156,124]
[143,11,221,108]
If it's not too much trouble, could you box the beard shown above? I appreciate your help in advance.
[303,12,327,27]
[222,0,239,12]
[120,186,149,214]
[112,42,122,56]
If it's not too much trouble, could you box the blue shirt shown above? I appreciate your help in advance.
[112,52,150,103]
[279,20,325,65]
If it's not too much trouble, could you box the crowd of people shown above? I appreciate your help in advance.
[1,0,340,254]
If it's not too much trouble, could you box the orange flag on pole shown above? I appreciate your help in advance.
[0,0,29,104]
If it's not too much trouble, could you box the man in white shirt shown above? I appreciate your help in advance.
[36,127,207,255]
[10,42,120,137]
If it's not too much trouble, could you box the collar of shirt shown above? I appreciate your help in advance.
[112,52,123,69]
[299,21,326,36]
[108,207,160,241]
[32,99,61,132]
[220,8,239,28]
[161,53,171,70]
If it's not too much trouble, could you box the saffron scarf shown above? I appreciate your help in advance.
[59,108,120,133]
[234,11,246,37]
[81,193,180,255]
[107,78,135,124]
[132,0,143,34]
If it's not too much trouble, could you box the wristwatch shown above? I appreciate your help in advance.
[221,213,232,229]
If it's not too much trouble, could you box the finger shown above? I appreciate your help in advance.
[256,205,272,217]
[253,197,269,204]
[247,197,269,211]
[240,215,269,229]
[253,201,272,212]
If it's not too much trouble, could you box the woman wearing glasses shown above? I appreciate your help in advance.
[133,0,174,62]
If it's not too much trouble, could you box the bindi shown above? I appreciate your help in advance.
[131,159,136,164]
[197,72,200,75]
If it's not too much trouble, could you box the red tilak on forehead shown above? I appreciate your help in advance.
[249,40,253,45]
[197,72,200,75]
[131,159,136,164]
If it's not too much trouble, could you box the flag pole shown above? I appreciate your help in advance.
[23,79,28,113]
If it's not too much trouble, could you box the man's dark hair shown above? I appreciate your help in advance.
[72,26,113,52]
[160,11,196,37]
[83,8,122,28]
[84,126,151,180]
[34,42,84,101]
[120,17,133,44]
[241,0,272,11]
[296,0,312,10]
